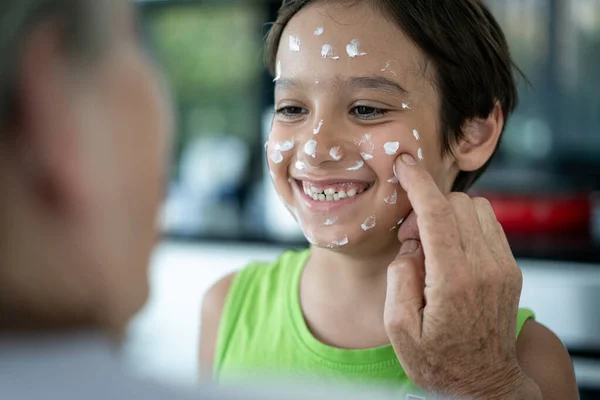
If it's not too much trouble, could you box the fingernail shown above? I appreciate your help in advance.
[401,153,416,166]
[399,239,419,256]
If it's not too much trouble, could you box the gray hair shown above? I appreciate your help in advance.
[0,0,109,130]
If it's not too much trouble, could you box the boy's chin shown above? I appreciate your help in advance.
[304,224,398,252]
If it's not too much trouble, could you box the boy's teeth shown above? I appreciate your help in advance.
[301,181,369,202]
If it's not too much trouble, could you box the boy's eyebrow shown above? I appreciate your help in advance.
[275,76,409,96]
[343,76,409,96]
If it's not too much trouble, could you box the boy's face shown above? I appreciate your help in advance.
[268,1,458,253]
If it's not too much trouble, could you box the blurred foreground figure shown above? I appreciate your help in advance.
[0,1,399,399]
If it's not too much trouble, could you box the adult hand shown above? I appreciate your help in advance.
[384,154,542,399]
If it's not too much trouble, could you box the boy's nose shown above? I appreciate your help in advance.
[294,118,342,167]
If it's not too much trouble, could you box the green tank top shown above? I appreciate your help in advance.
[214,249,535,395]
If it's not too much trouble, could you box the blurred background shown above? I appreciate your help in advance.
[124,0,600,398]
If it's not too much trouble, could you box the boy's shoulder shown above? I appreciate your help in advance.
[203,248,310,312]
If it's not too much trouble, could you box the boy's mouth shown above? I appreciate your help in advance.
[299,180,373,202]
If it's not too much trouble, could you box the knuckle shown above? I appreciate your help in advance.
[448,191,472,207]
[384,312,410,335]
[472,196,493,211]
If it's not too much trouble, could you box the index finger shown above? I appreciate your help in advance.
[394,153,462,262]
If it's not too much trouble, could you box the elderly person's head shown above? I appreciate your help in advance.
[0,0,172,335]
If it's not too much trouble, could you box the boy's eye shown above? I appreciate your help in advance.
[351,105,389,120]
[275,106,308,120]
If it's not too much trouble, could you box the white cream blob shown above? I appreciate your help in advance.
[273,60,282,82]
[384,190,398,205]
[387,176,399,183]
[402,103,410,109]
[324,216,338,226]
[270,151,283,164]
[327,235,349,248]
[330,146,342,161]
[360,152,373,160]
[381,60,397,75]
[295,160,308,171]
[418,148,424,161]
[321,44,340,60]
[275,137,295,152]
[313,119,324,134]
[347,160,364,171]
[346,39,367,58]
[361,215,376,231]
[413,129,420,141]
[384,142,400,155]
[314,26,324,36]
[304,229,318,245]
[304,140,318,158]
[289,36,301,52]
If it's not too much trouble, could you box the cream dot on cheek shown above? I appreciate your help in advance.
[275,137,295,152]
[413,129,420,141]
[270,151,283,164]
[361,215,376,231]
[384,190,398,205]
[384,142,400,155]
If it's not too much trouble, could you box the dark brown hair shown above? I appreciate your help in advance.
[265,0,521,192]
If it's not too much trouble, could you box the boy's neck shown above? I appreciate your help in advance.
[307,241,402,292]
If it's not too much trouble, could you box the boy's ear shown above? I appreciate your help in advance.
[453,101,504,172]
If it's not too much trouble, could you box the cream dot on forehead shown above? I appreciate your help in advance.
[381,61,397,76]
[273,60,282,82]
[289,36,301,52]
[321,44,340,60]
[346,39,367,58]
[314,26,324,36]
